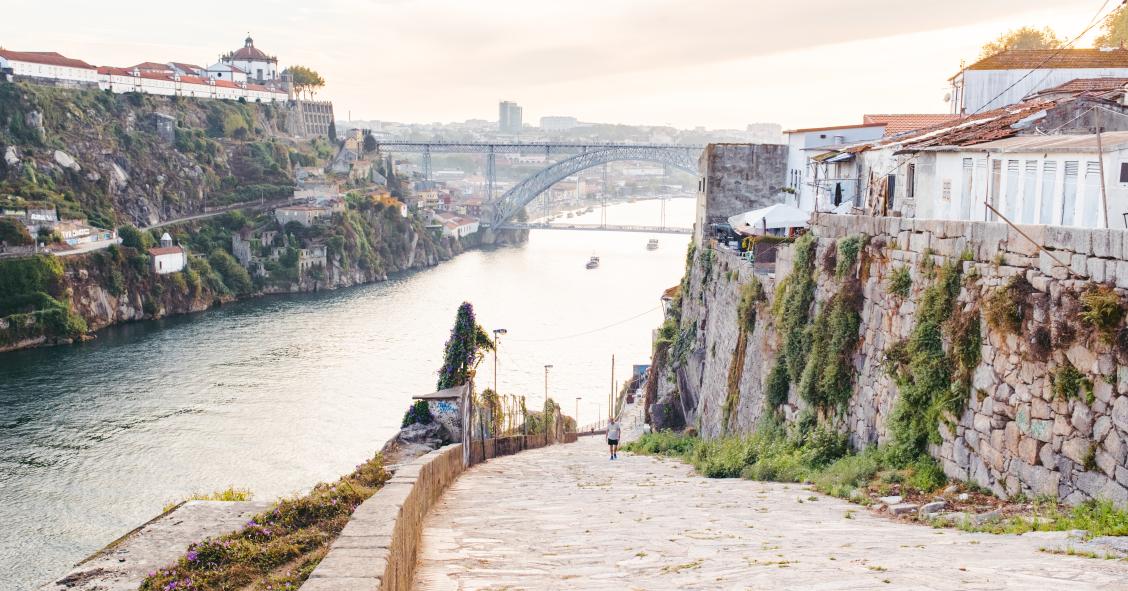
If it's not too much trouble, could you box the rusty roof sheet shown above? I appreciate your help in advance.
[967,48,1128,71]
[847,99,1059,153]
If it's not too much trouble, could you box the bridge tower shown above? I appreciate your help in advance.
[486,145,496,201]
[422,146,432,181]
[601,163,609,228]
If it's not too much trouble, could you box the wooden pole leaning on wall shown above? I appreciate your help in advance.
[982,201,1085,280]
[1096,113,1111,230]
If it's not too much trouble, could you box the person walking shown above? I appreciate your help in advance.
[607,417,621,460]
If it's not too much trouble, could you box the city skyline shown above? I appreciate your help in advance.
[0,0,1103,129]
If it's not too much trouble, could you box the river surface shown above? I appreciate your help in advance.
[0,197,693,589]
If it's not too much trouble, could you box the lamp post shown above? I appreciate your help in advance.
[575,396,582,433]
[544,364,553,406]
[492,328,507,395]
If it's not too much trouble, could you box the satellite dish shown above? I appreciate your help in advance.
[943,92,952,103]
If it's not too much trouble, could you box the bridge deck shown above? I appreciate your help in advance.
[496,223,691,234]
[412,437,1128,590]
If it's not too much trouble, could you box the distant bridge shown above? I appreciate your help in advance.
[372,141,703,226]
[496,222,692,235]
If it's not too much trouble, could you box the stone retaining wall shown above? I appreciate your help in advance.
[303,434,577,591]
[653,213,1128,505]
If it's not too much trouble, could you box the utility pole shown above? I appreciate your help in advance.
[492,328,507,394]
[544,364,553,407]
[575,396,581,432]
[609,354,615,421]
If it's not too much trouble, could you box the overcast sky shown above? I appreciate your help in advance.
[2,0,1109,129]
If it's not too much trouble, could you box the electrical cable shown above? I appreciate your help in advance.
[505,306,662,343]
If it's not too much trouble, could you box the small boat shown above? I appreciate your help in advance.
[646,238,660,251]
[566,212,574,218]
[586,255,600,269]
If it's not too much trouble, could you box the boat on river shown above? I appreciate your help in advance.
[646,239,659,251]
[586,255,600,269]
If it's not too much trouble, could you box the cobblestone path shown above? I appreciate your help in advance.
[414,436,1128,590]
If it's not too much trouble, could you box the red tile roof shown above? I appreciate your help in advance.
[97,66,134,76]
[1032,77,1128,95]
[862,114,963,136]
[849,100,1059,153]
[784,122,886,134]
[148,245,184,256]
[171,62,204,72]
[131,61,172,72]
[967,48,1128,71]
[0,50,95,70]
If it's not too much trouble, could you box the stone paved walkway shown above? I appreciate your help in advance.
[414,437,1128,590]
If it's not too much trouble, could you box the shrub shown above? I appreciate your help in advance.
[810,449,882,498]
[1051,363,1094,403]
[888,266,912,298]
[905,456,947,492]
[209,248,253,295]
[623,431,698,456]
[118,224,152,250]
[736,277,763,332]
[984,276,1031,334]
[1078,286,1124,342]
[401,400,433,427]
[835,234,865,278]
[764,359,790,409]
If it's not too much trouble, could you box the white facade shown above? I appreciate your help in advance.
[206,63,248,84]
[0,51,98,84]
[275,206,329,227]
[784,124,885,212]
[221,37,278,83]
[877,133,1128,229]
[951,68,1128,115]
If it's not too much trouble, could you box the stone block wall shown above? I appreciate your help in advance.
[694,143,788,243]
[653,213,1128,505]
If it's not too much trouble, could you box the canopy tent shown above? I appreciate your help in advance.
[727,203,811,236]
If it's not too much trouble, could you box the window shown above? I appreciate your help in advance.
[1062,161,1079,225]
[1081,161,1102,227]
[960,158,974,220]
[906,163,916,198]
[1021,160,1037,224]
[988,160,1002,221]
[1120,162,1128,184]
[1039,161,1057,225]
[1004,160,1021,220]
[886,174,896,211]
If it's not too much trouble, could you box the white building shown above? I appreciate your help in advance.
[0,50,98,85]
[149,233,187,274]
[900,133,1128,229]
[275,205,330,227]
[205,62,248,85]
[949,48,1128,115]
[220,36,278,84]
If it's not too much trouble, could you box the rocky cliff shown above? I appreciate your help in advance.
[649,215,1128,505]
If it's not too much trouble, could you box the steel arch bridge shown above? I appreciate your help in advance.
[488,146,699,226]
[371,141,702,226]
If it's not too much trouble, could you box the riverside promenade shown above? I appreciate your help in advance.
[413,436,1128,590]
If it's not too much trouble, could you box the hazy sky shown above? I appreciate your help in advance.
[2,0,1109,129]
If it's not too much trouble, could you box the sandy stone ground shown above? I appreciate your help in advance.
[413,436,1128,590]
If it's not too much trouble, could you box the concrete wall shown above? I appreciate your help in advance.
[654,212,1128,505]
[694,143,788,243]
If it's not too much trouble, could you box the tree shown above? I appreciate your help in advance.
[363,132,377,153]
[436,302,494,390]
[0,218,33,246]
[979,26,1062,58]
[328,121,338,144]
[1096,4,1128,48]
[284,65,325,99]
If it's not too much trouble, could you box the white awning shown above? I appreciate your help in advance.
[727,203,810,235]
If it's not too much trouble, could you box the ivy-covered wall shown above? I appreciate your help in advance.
[650,215,1128,505]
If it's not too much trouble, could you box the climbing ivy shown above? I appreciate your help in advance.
[436,302,494,390]
[773,233,818,383]
[795,284,863,413]
[835,234,866,278]
[886,261,980,466]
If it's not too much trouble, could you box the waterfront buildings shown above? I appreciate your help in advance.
[149,233,187,274]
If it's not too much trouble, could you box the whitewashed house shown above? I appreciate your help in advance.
[0,50,98,85]
[205,62,248,85]
[949,48,1128,115]
[149,233,187,274]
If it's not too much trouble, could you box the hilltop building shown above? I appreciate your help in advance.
[218,36,278,84]
[149,233,187,274]
[949,48,1128,115]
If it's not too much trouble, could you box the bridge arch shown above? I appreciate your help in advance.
[488,146,699,226]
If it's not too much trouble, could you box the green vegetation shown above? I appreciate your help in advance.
[984,276,1030,334]
[835,234,865,278]
[401,400,434,428]
[141,452,389,591]
[625,429,946,499]
[888,266,912,299]
[1052,363,1094,404]
[773,233,818,384]
[885,261,979,465]
[736,277,763,332]
[0,217,33,245]
[1078,285,1124,343]
[796,283,862,413]
[163,487,253,513]
[980,26,1061,58]
[947,498,1128,539]
[436,302,494,390]
[0,256,86,346]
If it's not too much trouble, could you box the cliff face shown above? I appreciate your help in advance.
[650,215,1128,504]
[0,83,309,227]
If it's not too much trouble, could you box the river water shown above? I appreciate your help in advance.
[0,198,693,589]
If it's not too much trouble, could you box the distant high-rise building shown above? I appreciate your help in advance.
[539,116,578,131]
[499,101,523,133]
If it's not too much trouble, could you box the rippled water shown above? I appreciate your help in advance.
[0,198,693,589]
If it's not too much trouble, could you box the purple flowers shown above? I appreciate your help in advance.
[186,550,198,562]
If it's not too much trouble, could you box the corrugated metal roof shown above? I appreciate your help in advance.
[968,48,1128,71]
[927,131,1128,153]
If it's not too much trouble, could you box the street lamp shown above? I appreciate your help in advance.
[544,364,554,407]
[492,328,507,394]
[575,396,582,433]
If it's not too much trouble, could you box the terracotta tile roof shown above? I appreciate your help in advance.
[170,62,204,72]
[784,122,885,134]
[1030,77,1128,97]
[131,61,172,72]
[849,100,1059,153]
[967,48,1128,71]
[148,245,184,256]
[862,114,963,136]
[97,66,134,76]
[0,50,95,70]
